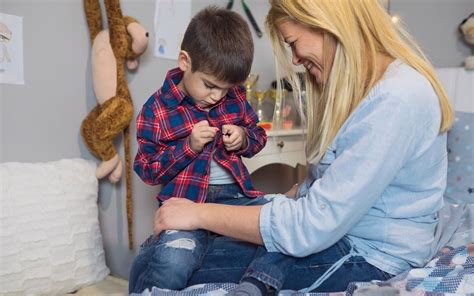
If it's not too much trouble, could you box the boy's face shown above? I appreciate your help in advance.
[177,51,235,109]
[179,71,234,109]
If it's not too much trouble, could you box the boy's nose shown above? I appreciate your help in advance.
[211,91,223,101]
[209,94,219,103]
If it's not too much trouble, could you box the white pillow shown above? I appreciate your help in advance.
[0,159,109,296]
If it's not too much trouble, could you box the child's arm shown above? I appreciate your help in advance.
[133,105,199,185]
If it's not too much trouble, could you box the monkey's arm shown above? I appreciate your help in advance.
[104,0,128,59]
[84,0,103,43]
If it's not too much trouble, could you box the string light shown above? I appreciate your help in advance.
[387,0,400,24]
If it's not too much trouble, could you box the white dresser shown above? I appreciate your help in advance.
[243,129,307,174]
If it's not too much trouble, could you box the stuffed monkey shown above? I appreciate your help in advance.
[81,0,148,250]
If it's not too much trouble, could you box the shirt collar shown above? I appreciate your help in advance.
[160,68,187,108]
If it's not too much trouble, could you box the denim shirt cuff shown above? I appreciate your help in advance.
[259,202,278,252]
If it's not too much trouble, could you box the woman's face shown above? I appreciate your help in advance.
[277,21,335,85]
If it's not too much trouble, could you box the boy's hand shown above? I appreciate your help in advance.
[222,125,247,151]
[189,120,218,152]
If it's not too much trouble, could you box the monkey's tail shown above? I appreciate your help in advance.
[124,125,133,250]
[84,0,103,43]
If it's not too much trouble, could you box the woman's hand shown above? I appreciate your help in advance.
[153,198,201,235]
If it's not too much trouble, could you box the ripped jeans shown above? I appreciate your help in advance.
[128,183,295,294]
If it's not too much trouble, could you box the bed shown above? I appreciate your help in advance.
[129,203,473,296]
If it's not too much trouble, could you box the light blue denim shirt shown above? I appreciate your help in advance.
[260,60,447,275]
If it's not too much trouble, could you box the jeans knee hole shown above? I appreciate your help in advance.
[164,238,196,251]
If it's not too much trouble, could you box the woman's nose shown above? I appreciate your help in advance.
[292,53,301,66]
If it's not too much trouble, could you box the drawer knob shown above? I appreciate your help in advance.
[277,141,285,148]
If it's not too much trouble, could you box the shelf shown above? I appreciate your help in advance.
[266,128,306,137]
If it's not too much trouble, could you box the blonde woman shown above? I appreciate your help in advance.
[131,0,454,294]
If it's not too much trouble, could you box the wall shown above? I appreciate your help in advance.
[391,0,473,67]
[1,0,473,279]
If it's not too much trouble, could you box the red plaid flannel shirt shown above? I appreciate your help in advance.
[134,68,267,203]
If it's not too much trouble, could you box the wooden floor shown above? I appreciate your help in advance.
[65,276,128,296]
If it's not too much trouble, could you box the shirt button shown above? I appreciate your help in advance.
[319,203,326,210]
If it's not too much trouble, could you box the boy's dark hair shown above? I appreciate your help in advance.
[181,6,254,85]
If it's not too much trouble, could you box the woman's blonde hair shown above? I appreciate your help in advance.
[266,0,454,164]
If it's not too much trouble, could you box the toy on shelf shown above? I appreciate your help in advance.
[282,104,294,130]
[244,73,259,107]
[245,75,304,132]
[253,89,267,122]
[268,87,299,131]
[258,121,273,131]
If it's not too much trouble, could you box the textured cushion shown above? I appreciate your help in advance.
[0,159,109,295]
[436,67,474,204]
[446,112,474,203]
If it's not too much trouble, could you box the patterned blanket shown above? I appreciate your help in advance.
[132,243,474,296]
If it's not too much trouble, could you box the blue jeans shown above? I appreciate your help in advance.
[129,184,295,293]
[129,184,393,293]
[185,236,393,292]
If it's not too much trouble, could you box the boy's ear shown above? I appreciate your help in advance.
[178,50,191,72]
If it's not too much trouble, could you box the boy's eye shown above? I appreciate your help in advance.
[204,83,214,89]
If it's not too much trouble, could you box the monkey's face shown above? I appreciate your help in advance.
[127,22,148,58]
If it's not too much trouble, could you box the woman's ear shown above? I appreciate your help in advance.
[178,50,191,72]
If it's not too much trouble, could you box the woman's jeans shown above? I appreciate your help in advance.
[129,183,296,293]
[129,184,393,294]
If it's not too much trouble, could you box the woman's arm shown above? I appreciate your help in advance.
[154,198,265,245]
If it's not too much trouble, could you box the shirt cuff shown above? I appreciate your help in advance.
[236,132,251,156]
[259,201,279,252]
[173,137,198,161]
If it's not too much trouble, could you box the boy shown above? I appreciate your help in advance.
[131,6,292,296]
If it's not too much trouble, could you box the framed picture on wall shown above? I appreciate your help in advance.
[154,0,191,60]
